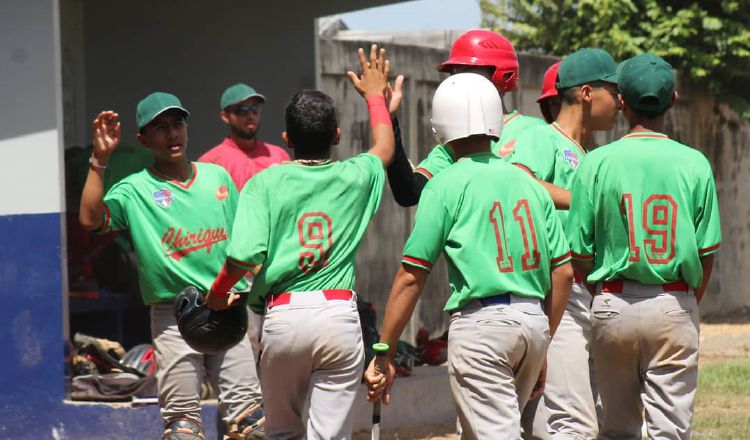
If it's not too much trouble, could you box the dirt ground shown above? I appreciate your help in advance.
[353,423,456,440]
[354,323,750,440]
[698,323,750,363]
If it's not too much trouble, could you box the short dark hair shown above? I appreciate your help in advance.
[559,81,616,106]
[630,96,668,119]
[559,86,580,105]
[285,90,338,155]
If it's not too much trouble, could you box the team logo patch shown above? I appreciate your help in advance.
[215,184,228,201]
[153,188,173,209]
[498,139,516,157]
[563,149,579,168]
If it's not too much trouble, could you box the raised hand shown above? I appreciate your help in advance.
[91,111,121,162]
[346,44,390,99]
[386,74,405,116]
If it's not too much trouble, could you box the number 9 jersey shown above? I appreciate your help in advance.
[226,154,384,314]
[566,132,721,288]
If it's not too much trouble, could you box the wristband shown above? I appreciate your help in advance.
[210,263,244,299]
[367,95,392,127]
[89,156,108,170]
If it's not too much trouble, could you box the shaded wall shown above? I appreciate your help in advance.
[61,0,397,154]
[320,38,750,339]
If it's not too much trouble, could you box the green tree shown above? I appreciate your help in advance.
[481,0,750,117]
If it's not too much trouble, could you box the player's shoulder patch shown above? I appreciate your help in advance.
[153,188,173,209]
[496,139,516,157]
[562,149,580,168]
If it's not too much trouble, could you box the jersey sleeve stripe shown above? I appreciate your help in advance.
[97,203,112,234]
[698,243,721,255]
[512,163,535,177]
[570,251,594,261]
[227,257,259,271]
[550,252,572,266]
[402,255,433,271]
[414,168,433,179]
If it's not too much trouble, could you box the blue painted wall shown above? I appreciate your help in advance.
[0,213,219,439]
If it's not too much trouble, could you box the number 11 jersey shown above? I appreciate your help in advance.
[226,154,385,313]
[402,152,571,312]
[566,132,721,287]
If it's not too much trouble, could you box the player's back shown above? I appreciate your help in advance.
[418,153,568,311]
[234,153,385,308]
[575,133,720,286]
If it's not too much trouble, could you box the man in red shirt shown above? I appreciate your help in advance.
[199,83,290,190]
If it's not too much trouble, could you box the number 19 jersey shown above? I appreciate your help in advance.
[567,132,721,287]
[403,152,571,312]
[226,154,385,313]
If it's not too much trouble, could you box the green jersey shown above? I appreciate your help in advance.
[509,122,587,225]
[103,162,247,304]
[414,111,545,179]
[493,111,547,158]
[567,132,721,287]
[227,154,385,314]
[414,144,454,180]
[402,152,571,312]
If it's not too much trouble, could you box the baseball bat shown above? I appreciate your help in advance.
[371,342,390,440]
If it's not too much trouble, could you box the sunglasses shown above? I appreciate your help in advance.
[229,103,261,115]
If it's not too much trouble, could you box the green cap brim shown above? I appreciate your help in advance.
[601,72,619,84]
[142,106,189,129]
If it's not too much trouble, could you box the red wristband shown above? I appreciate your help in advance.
[367,95,391,127]
[210,263,243,299]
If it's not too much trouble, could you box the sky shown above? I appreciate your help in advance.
[338,0,482,31]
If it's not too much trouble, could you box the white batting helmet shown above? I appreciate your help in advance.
[431,73,503,145]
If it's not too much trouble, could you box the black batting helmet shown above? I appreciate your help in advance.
[174,286,249,354]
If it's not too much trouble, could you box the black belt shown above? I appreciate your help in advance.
[478,294,511,306]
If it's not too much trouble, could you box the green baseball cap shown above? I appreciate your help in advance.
[618,53,675,113]
[220,83,266,110]
[557,48,618,89]
[136,92,189,130]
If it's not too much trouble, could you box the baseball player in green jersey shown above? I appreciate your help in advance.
[79,93,265,440]
[567,53,721,440]
[364,72,574,439]
[205,45,398,439]
[511,48,620,440]
[387,29,546,207]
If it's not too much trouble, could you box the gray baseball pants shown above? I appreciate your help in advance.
[591,281,699,440]
[150,303,263,427]
[449,295,550,440]
[259,290,364,440]
[522,282,599,440]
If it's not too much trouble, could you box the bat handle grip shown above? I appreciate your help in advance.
[371,342,390,421]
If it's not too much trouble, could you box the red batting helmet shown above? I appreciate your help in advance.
[438,29,519,93]
[537,61,561,103]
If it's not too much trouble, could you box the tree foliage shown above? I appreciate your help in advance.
[480,0,750,117]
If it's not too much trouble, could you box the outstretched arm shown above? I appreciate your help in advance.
[537,179,571,209]
[513,163,572,209]
[363,265,428,404]
[347,44,396,167]
[79,111,121,231]
[386,117,429,206]
[205,260,248,311]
